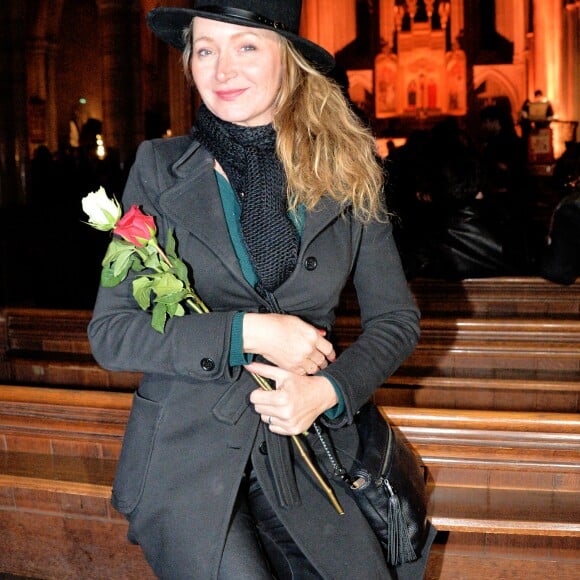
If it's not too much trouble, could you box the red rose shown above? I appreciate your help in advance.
[113,205,156,247]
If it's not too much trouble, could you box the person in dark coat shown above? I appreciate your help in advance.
[88,1,435,578]
[539,192,580,285]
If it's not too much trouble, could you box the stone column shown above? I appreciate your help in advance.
[533,0,563,108]
[301,0,356,55]
[0,2,28,205]
[379,0,396,48]
[450,0,464,46]
[563,1,580,135]
[168,50,193,137]
[96,0,143,165]
[26,38,49,152]
[45,42,59,154]
[495,0,526,63]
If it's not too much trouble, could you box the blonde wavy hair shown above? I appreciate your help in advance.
[183,26,386,222]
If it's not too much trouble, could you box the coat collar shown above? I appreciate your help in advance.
[158,138,346,257]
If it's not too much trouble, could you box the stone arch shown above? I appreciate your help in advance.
[473,66,521,122]
[26,0,65,153]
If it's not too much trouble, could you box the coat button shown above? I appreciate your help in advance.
[259,441,268,455]
[200,358,215,371]
[304,256,318,271]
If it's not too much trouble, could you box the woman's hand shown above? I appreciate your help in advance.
[243,313,336,374]
[246,361,339,436]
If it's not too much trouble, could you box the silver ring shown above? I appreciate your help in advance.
[268,416,273,425]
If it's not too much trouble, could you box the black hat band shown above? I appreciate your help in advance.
[197,6,290,32]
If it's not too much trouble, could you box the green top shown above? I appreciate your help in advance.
[215,171,344,419]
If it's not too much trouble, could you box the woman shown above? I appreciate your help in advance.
[88,1,435,578]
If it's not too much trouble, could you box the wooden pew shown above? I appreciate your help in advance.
[339,276,580,318]
[1,305,578,412]
[0,386,151,578]
[337,315,580,412]
[0,307,141,390]
[1,278,578,576]
[0,386,578,578]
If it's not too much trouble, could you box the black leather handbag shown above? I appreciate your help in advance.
[313,401,428,566]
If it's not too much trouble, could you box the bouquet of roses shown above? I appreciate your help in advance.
[81,187,344,514]
[82,187,208,333]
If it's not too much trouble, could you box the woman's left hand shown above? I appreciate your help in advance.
[246,361,338,436]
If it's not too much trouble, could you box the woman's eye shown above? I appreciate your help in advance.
[196,48,212,57]
[240,44,256,52]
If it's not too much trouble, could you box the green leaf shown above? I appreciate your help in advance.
[102,239,134,268]
[172,257,190,286]
[166,302,186,318]
[165,229,178,259]
[144,251,161,270]
[132,276,154,310]
[101,266,126,287]
[155,290,188,305]
[151,302,168,333]
[152,272,184,297]
[112,247,136,278]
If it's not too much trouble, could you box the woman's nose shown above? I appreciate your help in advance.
[216,55,236,82]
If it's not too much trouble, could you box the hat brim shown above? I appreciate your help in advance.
[147,7,335,72]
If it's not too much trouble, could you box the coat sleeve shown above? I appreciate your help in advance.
[321,218,420,427]
[87,140,240,383]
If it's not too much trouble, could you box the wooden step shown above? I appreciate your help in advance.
[428,485,580,536]
[0,451,115,497]
[338,277,580,318]
[1,387,578,578]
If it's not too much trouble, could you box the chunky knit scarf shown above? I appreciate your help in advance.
[195,104,299,292]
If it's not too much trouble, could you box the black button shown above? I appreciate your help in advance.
[258,306,268,313]
[200,358,215,371]
[304,256,318,271]
[259,441,268,455]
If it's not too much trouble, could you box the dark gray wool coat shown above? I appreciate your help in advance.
[88,135,426,579]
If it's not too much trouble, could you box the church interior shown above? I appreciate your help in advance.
[0,1,578,578]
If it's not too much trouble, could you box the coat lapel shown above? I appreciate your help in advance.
[159,141,229,250]
[157,138,346,294]
[158,140,250,286]
[300,196,345,252]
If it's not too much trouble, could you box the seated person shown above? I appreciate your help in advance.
[539,192,580,285]
[393,153,533,280]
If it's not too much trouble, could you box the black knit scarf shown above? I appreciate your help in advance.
[195,104,299,292]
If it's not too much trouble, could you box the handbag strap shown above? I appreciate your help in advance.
[312,422,356,486]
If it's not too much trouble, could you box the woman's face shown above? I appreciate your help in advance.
[191,17,283,127]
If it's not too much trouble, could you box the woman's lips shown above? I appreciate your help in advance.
[215,88,248,101]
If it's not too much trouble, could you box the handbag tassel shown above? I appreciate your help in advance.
[384,479,417,566]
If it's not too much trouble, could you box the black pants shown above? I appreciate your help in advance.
[218,465,322,579]
[218,465,436,580]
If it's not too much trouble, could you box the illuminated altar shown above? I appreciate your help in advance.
[374,0,466,118]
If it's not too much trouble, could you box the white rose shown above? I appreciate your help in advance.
[81,187,122,231]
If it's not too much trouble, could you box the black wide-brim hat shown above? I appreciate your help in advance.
[147,0,335,72]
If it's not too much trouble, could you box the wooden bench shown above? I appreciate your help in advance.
[0,386,578,578]
[1,277,578,576]
[2,307,579,412]
[0,307,141,390]
[339,276,580,318]
[337,315,580,412]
